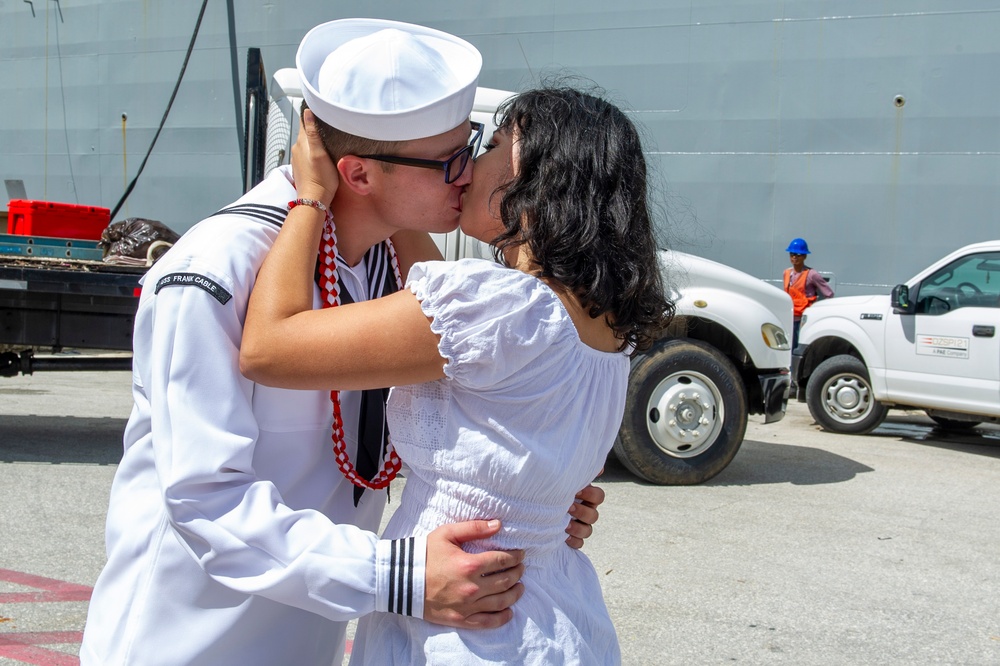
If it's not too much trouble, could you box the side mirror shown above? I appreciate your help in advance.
[890,284,913,314]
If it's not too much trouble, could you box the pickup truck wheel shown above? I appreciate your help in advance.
[928,414,981,430]
[613,339,747,485]
[806,354,887,434]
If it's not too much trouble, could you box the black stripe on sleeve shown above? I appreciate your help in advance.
[388,538,398,613]
[404,537,415,616]
[386,537,415,615]
[395,537,406,614]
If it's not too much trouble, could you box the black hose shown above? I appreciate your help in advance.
[226,0,246,188]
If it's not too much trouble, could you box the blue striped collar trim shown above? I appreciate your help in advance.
[210,203,288,227]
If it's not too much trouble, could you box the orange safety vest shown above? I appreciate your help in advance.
[783,268,816,318]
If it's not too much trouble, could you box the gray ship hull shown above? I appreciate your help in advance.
[2,0,998,294]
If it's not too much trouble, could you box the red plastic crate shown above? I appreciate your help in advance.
[7,199,111,240]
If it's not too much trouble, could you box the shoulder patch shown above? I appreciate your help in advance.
[154,272,232,305]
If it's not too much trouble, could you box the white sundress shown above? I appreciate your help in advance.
[350,258,629,665]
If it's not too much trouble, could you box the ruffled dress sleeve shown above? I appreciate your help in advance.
[406,258,572,389]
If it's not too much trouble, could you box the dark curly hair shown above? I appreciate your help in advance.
[491,86,673,351]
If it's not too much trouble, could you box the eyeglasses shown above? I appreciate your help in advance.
[790,253,806,258]
[360,122,484,184]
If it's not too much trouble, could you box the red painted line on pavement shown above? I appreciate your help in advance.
[0,569,92,603]
[0,569,92,593]
[0,631,83,646]
[0,570,92,664]
[0,631,82,666]
[0,590,92,603]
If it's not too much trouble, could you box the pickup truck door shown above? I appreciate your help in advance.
[883,250,1000,416]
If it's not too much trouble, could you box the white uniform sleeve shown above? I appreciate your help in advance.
[407,259,568,389]
[135,255,425,621]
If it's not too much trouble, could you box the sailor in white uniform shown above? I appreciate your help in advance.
[80,19,593,666]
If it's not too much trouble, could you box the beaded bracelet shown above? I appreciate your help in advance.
[288,198,332,222]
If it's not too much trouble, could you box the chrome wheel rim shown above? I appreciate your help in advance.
[645,371,724,458]
[821,373,875,424]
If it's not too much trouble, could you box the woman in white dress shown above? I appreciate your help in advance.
[241,86,673,664]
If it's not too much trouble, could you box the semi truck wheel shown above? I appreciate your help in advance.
[614,339,747,485]
[806,354,887,434]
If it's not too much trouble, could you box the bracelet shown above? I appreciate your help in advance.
[288,198,332,221]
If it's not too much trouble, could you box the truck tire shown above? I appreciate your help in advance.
[806,354,887,434]
[613,339,747,485]
[928,414,981,430]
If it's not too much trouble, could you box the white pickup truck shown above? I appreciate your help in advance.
[792,240,1000,433]
[259,69,793,485]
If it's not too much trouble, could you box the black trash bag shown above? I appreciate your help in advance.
[99,218,180,265]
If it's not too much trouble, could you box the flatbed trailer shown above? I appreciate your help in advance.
[0,234,142,376]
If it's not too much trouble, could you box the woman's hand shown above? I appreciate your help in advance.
[292,108,339,206]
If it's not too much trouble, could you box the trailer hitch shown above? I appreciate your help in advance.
[0,350,32,377]
[0,350,132,376]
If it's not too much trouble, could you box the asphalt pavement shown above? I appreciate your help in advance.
[1,369,999,665]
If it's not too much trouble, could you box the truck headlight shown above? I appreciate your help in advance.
[761,323,790,350]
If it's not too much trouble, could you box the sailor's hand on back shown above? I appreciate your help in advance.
[565,481,605,549]
[424,520,525,629]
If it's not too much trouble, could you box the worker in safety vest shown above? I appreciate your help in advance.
[783,237,834,350]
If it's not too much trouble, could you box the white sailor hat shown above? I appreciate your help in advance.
[296,18,482,141]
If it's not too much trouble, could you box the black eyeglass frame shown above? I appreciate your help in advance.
[360,122,485,184]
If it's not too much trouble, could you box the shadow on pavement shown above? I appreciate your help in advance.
[870,416,1000,459]
[0,414,125,465]
[601,439,874,487]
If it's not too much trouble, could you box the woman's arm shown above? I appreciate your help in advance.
[391,229,443,282]
[240,109,446,391]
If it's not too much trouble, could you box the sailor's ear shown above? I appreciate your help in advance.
[337,156,374,195]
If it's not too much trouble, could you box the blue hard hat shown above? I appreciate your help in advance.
[786,238,811,254]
